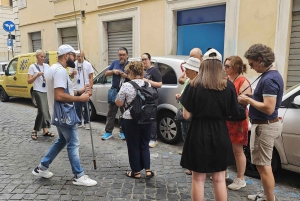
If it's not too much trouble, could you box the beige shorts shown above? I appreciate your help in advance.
[250,121,282,166]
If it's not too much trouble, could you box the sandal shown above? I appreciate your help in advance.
[125,171,141,179]
[145,170,154,179]
[43,132,55,137]
[31,131,37,140]
[185,169,192,175]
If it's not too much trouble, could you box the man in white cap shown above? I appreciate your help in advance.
[70,50,94,129]
[31,44,97,187]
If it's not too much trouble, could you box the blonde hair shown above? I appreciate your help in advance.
[191,60,227,90]
[125,61,144,77]
[224,56,247,75]
[35,49,45,56]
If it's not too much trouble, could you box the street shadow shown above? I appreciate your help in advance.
[3,97,34,107]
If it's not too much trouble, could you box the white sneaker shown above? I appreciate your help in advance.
[78,124,83,128]
[248,191,266,201]
[32,166,53,178]
[85,124,90,130]
[228,178,246,190]
[73,175,97,186]
[149,140,158,148]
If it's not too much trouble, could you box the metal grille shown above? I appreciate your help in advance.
[107,19,132,65]
[61,27,78,50]
[288,13,300,89]
[31,32,41,52]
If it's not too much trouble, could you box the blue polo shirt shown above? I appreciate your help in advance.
[108,60,128,89]
[249,70,284,120]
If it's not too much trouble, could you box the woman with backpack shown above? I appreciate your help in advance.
[115,61,155,179]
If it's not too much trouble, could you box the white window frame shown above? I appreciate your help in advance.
[165,0,240,59]
[98,7,140,68]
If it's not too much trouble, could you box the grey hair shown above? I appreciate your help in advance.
[244,44,275,67]
[35,49,45,56]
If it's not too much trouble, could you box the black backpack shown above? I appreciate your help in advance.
[125,81,158,124]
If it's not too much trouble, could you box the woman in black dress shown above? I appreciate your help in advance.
[181,49,239,201]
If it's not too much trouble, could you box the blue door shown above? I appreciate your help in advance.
[177,5,226,59]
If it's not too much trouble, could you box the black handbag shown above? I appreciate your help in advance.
[174,107,192,123]
[226,104,246,121]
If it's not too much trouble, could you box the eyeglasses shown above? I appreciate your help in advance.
[118,53,126,57]
[141,58,148,61]
[68,53,76,57]
[224,64,231,69]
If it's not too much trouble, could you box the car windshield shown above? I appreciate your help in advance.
[284,83,300,95]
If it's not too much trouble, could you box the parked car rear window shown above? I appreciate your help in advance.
[157,62,177,85]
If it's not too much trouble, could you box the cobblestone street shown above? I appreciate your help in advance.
[0,98,300,200]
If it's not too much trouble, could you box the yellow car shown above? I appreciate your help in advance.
[0,51,58,107]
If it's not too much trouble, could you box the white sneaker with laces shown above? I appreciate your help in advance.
[228,178,246,190]
[149,140,158,148]
[73,175,97,186]
[85,124,90,130]
[32,166,53,178]
[248,191,266,201]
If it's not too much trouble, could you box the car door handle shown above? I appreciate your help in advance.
[13,76,17,81]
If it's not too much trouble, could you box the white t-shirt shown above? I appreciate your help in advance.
[46,63,74,117]
[69,60,94,90]
[28,63,50,92]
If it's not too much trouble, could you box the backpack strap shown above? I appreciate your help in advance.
[124,80,143,111]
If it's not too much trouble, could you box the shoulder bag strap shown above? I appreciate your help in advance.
[34,63,45,79]
[238,65,273,95]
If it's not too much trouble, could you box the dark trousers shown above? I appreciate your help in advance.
[122,119,152,172]
[105,103,124,133]
[75,102,89,124]
[33,91,51,131]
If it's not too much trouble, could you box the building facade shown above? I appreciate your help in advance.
[15,0,299,89]
[0,0,14,62]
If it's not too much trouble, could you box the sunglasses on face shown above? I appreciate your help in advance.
[249,62,254,67]
[224,64,231,69]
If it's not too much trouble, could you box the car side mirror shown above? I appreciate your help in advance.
[2,64,6,72]
[291,95,300,108]
[4,69,9,76]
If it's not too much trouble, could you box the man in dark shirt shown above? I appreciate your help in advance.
[239,44,283,201]
[102,47,129,140]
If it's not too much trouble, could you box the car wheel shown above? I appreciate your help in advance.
[157,111,182,144]
[244,133,281,178]
[31,90,37,108]
[0,86,9,102]
[88,101,97,121]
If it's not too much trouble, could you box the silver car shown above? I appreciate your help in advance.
[89,56,189,144]
[244,83,300,177]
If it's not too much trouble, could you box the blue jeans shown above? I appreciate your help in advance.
[39,125,84,177]
[75,102,89,124]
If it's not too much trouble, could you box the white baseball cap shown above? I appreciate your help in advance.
[57,44,77,56]
[182,57,201,72]
[203,48,222,62]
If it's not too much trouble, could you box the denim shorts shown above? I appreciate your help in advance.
[250,121,282,166]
